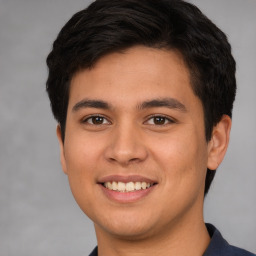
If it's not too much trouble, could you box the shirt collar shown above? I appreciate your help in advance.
[203,223,231,255]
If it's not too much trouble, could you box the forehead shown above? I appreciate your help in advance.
[69,46,198,110]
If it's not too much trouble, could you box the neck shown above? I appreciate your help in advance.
[95,203,210,256]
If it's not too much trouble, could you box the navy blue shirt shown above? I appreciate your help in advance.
[89,224,255,256]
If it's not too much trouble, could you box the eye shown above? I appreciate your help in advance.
[82,115,110,125]
[146,115,174,125]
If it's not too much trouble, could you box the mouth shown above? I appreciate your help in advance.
[98,175,157,202]
[102,181,156,192]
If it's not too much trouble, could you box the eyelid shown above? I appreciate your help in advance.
[81,114,112,125]
[80,114,175,126]
[144,114,176,125]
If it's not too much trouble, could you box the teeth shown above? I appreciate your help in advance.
[117,181,126,192]
[126,182,134,192]
[135,182,141,190]
[106,182,112,190]
[112,181,118,190]
[104,181,153,192]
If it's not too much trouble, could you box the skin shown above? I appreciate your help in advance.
[57,46,231,256]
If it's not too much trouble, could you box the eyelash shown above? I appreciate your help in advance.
[81,115,111,125]
[81,114,175,126]
[144,115,175,126]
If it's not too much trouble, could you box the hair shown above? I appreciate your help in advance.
[46,0,236,195]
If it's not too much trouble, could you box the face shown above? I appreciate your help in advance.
[58,46,213,240]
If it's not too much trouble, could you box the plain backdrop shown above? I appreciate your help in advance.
[0,0,255,255]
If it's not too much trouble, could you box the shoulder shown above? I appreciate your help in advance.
[225,245,256,256]
[88,247,98,256]
[204,223,255,256]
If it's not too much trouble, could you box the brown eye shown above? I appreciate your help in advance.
[146,115,174,125]
[83,115,110,125]
[153,116,166,125]
[91,116,104,124]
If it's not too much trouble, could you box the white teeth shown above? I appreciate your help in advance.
[106,182,112,189]
[103,181,153,192]
[117,182,126,192]
[126,182,135,192]
[135,182,141,190]
[112,181,118,190]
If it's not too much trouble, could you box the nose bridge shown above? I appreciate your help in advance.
[104,119,147,165]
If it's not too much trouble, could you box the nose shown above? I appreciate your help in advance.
[104,123,148,166]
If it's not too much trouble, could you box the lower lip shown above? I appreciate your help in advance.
[99,184,156,203]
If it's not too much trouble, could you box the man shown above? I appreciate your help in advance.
[46,0,255,255]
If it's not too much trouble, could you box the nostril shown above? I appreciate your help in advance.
[130,157,140,162]
[107,156,141,165]
[109,157,117,162]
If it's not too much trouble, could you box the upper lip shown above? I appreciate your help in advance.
[98,175,157,184]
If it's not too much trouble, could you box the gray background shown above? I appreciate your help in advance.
[0,0,255,255]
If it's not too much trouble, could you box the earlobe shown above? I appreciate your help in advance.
[207,115,232,170]
[56,125,68,174]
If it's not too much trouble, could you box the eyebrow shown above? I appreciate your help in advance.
[72,97,187,112]
[137,98,187,112]
[72,99,111,112]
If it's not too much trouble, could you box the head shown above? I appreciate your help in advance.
[46,0,235,213]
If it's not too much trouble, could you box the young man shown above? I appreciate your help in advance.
[46,0,255,255]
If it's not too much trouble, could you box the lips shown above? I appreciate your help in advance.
[104,181,153,192]
[98,175,157,202]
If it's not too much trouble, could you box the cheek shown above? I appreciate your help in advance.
[150,129,208,192]
[63,133,103,202]
[64,131,104,173]
[63,141,103,221]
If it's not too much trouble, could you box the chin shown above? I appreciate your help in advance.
[100,225,154,241]
[94,212,157,240]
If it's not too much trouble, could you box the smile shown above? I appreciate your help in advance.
[104,181,154,192]
[98,175,157,202]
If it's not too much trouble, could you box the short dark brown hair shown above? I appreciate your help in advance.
[46,0,236,195]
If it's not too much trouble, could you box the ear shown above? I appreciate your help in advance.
[56,125,68,174]
[207,115,232,170]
